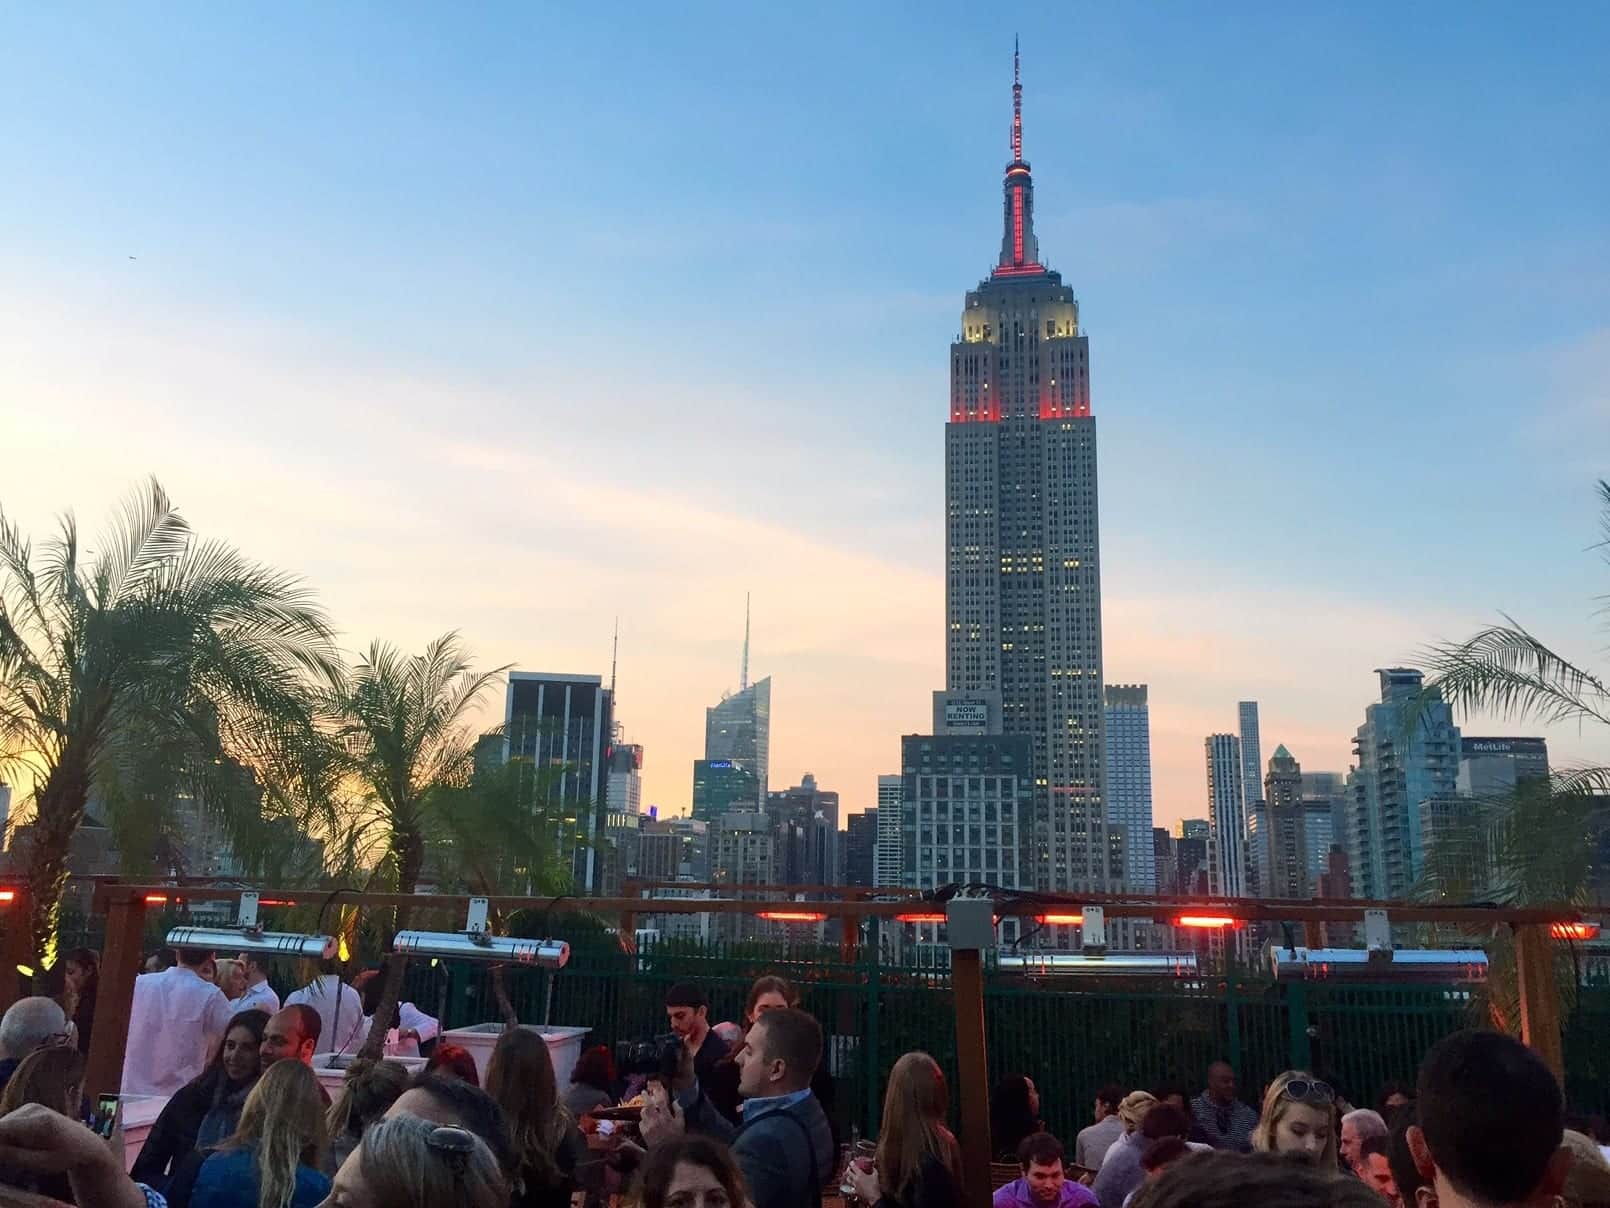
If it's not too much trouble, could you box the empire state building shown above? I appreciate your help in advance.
[946,48,1110,893]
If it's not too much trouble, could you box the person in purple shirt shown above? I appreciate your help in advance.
[993,1132,1099,1208]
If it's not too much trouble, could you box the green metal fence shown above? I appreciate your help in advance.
[398,938,1610,1142]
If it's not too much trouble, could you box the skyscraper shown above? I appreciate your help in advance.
[1238,702,1263,819]
[766,774,839,886]
[505,671,614,890]
[1104,685,1156,891]
[1257,745,1309,899]
[704,677,770,807]
[606,742,643,817]
[691,759,761,822]
[1457,737,1549,797]
[1152,827,1177,894]
[1204,734,1247,896]
[875,774,903,887]
[844,810,878,888]
[1346,668,1462,899]
[945,47,1108,893]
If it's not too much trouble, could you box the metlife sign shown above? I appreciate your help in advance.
[944,700,990,730]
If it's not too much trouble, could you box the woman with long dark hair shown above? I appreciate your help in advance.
[844,1052,963,1208]
[168,1059,330,1208]
[484,1027,588,1208]
[989,1073,1042,1162]
[131,1009,269,1190]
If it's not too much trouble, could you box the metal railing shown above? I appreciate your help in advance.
[401,935,1610,1141]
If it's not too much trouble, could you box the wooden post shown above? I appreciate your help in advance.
[1303,920,1324,950]
[840,912,860,962]
[85,890,148,1098]
[0,888,33,1015]
[1513,923,1564,1083]
[951,948,991,1207]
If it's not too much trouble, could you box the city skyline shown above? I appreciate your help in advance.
[3,8,1608,827]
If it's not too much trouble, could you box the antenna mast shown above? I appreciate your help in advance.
[740,593,750,692]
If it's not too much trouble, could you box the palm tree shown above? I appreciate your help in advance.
[1419,479,1610,1025]
[317,633,507,1059]
[0,479,336,962]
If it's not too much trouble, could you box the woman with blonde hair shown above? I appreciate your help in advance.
[484,1026,588,1208]
[0,1046,87,1202]
[1251,1072,1338,1172]
[167,1059,331,1208]
[844,1052,962,1208]
[322,1112,509,1208]
[325,1059,410,1169]
[0,1046,84,1120]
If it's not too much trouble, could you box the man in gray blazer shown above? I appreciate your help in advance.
[644,1006,835,1208]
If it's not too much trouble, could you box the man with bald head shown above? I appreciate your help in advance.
[261,1005,321,1068]
[1189,1062,1258,1152]
[0,997,72,1094]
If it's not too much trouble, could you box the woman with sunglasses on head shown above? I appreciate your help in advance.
[132,1009,270,1191]
[318,1113,508,1208]
[1252,1072,1338,1172]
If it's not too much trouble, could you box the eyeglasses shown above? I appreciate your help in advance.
[46,1022,77,1048]
[426,1125,477,1176]
[1280,1080,1334,1105]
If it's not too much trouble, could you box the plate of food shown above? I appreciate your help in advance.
[590,1094,647,1122]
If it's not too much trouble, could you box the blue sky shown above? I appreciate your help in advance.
[2,3,1607,822]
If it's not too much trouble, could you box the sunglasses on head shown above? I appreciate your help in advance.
[1281,1080,1334,1104]
[426,1125,476,1176]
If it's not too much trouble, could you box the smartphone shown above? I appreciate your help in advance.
[96,1094,119,1140]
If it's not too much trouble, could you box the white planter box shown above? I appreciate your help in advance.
[118,1095,167,1173]
[439,1023,590,1090]
[311,1052,429,1101]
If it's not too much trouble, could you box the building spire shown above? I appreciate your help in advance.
[996,38,1042,275]
[1012,34,1022,164]
[610,616,619,694]
[740,593,751,692]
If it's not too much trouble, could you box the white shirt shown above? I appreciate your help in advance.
[120,965,237,1096]
[232,979,281,1016]
[284,975,365,1055]
[344,1002,440,1057]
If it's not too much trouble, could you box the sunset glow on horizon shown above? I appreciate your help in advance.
[2,5,1606,827]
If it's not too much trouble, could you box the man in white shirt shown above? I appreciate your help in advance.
[350,967,440,1058]
[120,947,236,1096]
[284,970,364,1056]
[232,954,280,1015]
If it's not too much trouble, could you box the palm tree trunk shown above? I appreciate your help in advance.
[357,834,423,1060]
[490,964,519,1027]
[25,761,93,966]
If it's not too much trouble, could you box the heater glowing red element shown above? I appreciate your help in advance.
[1176,915,1241,930]
[1551,922,1600,940]
[757,911,827,923]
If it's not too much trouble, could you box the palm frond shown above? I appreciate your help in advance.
[95,478,190,609]
[1423,618,1610,729]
